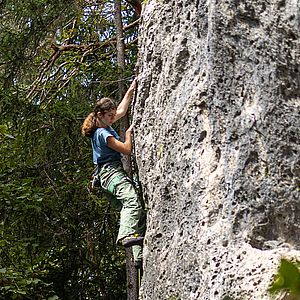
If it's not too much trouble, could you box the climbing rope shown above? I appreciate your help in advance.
[130,75,145,209]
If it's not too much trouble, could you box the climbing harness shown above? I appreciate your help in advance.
[90,165,100,189]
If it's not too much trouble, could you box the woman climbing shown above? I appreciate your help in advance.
[81,79,144,267]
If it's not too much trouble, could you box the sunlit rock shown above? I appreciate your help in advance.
[134,0,300,299]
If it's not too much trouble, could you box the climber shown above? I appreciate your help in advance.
[81,78,145,267]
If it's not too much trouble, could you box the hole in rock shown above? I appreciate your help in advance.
[198,131,207,142]
[249,204,300,250]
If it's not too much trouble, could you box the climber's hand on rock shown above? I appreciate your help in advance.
[126,124,134,134]
[129,78,137,91]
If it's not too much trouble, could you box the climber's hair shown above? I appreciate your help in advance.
[81,97,117,137]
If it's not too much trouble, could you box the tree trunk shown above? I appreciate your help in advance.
[114,0,126,101]
[114,0,131,175]
[114,1,139,299]
[125,248,139,300]
[135,1,300,299]
[125,0,142,16]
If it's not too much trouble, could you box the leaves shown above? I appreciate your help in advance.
[269,259,300,296]
[0,0,138,298]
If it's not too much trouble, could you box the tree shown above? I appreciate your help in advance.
[114,0,139,298]
[0,0,140,298]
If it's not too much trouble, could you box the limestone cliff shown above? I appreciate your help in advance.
[133,0,300,299]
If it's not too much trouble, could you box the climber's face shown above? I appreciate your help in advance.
[99,109,116,127]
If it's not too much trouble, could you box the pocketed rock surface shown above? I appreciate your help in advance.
[133,0,300,299]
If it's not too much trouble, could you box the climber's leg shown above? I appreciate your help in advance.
[99,161,145,262]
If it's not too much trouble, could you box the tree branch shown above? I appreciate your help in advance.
[26,18,140,101]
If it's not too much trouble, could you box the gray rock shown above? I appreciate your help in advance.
[133,0,300,299]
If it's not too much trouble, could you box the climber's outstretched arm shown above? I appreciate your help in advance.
[114,78,137,122]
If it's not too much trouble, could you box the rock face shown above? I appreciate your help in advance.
[133,0,300,299]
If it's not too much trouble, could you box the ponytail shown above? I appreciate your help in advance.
[81,112,97,137]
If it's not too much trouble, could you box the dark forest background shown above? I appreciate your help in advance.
[0,0,139,298]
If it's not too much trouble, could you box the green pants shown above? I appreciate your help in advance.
[98,161,145,261]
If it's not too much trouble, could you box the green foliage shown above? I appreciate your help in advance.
[0,0,139,298]
[269,259,300,297]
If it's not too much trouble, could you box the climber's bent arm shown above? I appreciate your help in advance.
[107,135,132,155]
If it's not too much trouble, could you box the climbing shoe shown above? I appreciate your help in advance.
[121,235,144,247]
